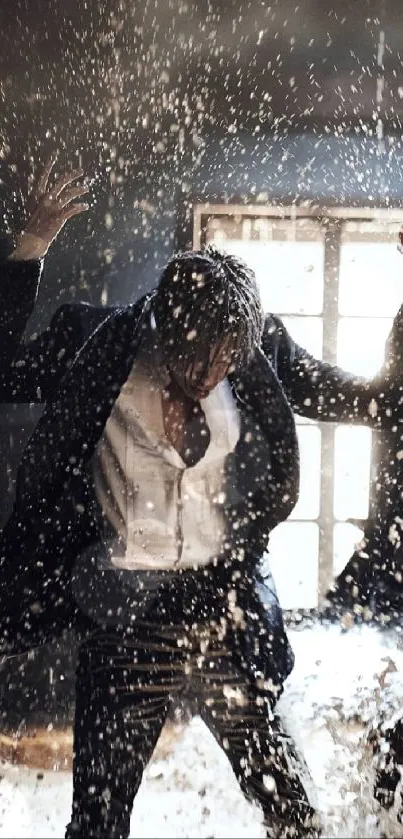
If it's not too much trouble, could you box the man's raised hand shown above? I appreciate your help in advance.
[9,157,89,261]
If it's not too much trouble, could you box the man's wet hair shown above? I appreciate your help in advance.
[153,245,264,380]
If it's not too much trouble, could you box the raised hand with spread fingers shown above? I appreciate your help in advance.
[8,157,89,261]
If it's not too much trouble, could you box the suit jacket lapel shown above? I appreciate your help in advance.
[16,297,153,509]
[227,347,300,532]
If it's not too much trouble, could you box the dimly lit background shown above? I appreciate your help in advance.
[1,0,403,315]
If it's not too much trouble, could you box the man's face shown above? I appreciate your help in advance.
[170,337,240,401]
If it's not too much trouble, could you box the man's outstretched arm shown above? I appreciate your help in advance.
[262,313,403,430]
[0,158,89,402]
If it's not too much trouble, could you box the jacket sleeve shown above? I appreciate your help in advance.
[0,259,84,402]
[0,258,43,370]
[261,313,403,430]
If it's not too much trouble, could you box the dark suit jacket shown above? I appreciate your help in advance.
[0,259,400,690]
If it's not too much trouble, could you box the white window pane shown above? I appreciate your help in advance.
[207,218,325,316]
[269,522,319,610]
[337,317,393,376]
[339,222,403,317]
[281,316,323,359]
[334,427,371,521]
[289,425,321,520]
[220,241,324,315]
[333,521,365,577]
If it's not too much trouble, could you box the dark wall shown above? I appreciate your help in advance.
[193,131,403,204]
[1,0,403,324]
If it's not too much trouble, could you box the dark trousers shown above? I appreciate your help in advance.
[65,588,318,839]
[373,717,403,816]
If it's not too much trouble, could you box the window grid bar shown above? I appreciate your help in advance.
[193,204,403,243]
[317,221,341,600]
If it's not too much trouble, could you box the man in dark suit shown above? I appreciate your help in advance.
[2,160,403,838]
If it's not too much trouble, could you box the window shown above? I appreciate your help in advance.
[194,205,403,609]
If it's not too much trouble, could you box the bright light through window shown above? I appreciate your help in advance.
[198,209,402,610]
[339,223,403,318]
[337,317,392,377]
[334,426,371,521]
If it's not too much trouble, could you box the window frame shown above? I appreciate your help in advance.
[193,203,403,614]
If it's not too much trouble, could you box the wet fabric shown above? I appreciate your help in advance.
[66,586,319,839]
[0,278,300,695]
[70,540,295,694]
[372,716,403,819]
[91,348,241,570]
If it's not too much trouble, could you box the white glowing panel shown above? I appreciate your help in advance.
[333,426,371,521]
[281,316,323,359]
[337,317,393,376]
[213,239,324,315]
[289,425,321,520]
[339,231,403,318]
[208,216,325,317]
[333,521,365,577]
[268,522,319,610]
